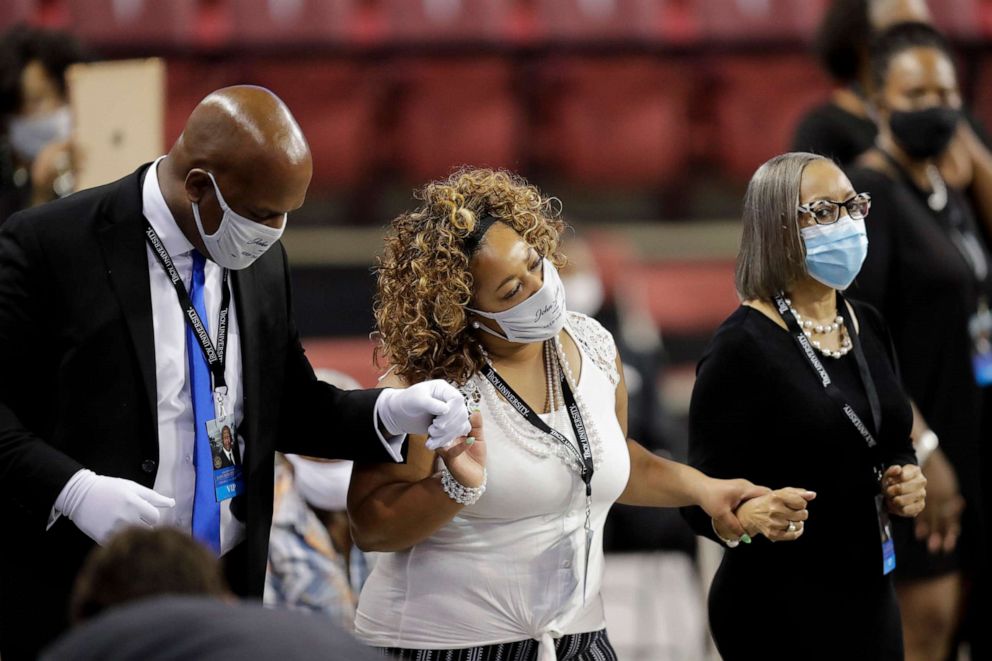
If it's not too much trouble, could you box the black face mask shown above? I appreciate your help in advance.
[888,106,960,159]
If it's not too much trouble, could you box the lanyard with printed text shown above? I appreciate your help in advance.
[145,224,231,406]
[482,352,595,600]
[774,293,885,483]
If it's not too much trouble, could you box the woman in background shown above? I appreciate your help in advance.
[848,22,992,660]
[0,25,87,220]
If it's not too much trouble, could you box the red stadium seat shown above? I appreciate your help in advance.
[230,0,358,46]
[624,260,738,334]
[694,0,829,43]
[164,58,240,146]
[930,0,982,39]
[389,57,521,182]
[242,58,381,190]
[706,54,831,181]
[534,0,668,42]
[379,0,517,43]
[0,0,36,30]
[533,56,692,186]
[65,0,199,48]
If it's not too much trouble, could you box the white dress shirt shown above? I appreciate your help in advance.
[50,157,404,550]
[144,156,247,554]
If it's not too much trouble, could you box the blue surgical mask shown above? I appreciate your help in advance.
[800,215,869,290]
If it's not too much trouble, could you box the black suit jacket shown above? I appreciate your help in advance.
[0,164,394,659]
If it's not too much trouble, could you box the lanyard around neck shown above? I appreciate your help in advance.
[480,357,593,496]
[773,293,885,482]
[145,224,230,393]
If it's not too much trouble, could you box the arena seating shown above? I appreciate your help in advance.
[6,0,992,190]
[532,55,693,185]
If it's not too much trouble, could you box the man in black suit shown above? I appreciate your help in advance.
[216,426,237,468]
[0,86,473,659]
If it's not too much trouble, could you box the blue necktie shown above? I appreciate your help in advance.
[188,251,221,554]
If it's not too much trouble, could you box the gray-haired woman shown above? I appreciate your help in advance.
[682,152,926,660]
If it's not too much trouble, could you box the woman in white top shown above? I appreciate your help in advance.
[350,168,770,661]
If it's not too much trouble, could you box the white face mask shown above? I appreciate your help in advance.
[286,455,352,512]
[192,171,286,270]
[8,105,72,161]
[468,258,568,343]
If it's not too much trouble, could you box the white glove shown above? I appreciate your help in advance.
[377,380,471,450]
[56,469,176,545]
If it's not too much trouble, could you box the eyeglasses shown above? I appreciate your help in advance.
[797,192,871,225]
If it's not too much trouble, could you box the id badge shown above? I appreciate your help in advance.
[875,494,896,575]
[968,301,992,386]
[206,414,245,502]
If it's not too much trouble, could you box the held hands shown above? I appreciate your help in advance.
[436,411,487,489]
[732,487,816,542]
[700,478,771,541]
[913,450,965,553]
[882,464,927,519]
[377,380,472,449]
[60,470,175,545]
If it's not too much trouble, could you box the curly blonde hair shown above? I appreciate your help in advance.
[373,167,566,385]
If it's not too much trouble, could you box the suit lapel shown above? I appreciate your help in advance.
[96,166,158,433]
[232,266,263,474]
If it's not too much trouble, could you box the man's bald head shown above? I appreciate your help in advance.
[159,86,313,260]
[176,86,310,176]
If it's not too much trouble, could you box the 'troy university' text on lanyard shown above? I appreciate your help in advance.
[481,353,596,601]
[145,225,231,410]
[773,292,896,575]
[146,225,244,503]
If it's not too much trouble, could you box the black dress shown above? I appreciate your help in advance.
[792,101,877,166]
[848,163,990,578]
[683,302,914,660]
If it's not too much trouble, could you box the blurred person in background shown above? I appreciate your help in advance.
[350,168,768,661]
[684,152,925,660]
[794,0,992,243]
[265,369,369,630]
[847,22,992,660]
[560,234,704,661]
[69,527,232,624]
[794,0,931,165]
[0,24,88,220]
[51,526,380,660]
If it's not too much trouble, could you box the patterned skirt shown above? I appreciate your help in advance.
[380,629,617,661]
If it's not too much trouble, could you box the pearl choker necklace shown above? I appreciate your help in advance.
[784,297,853,359]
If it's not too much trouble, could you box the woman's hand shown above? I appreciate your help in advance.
[883,464,927,519]
[700,478,771,540]
[734,487,816,542]
[436,411,486,488]
[913,450,965,553]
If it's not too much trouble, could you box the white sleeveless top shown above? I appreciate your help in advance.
[355,313,631,661]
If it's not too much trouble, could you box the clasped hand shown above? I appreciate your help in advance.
[882,464,927,518]
[729,487,817,543]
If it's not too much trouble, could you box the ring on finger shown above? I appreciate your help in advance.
[787,521,797,533]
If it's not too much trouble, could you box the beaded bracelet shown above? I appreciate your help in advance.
[711,518,741,548]
[440,465,487,506]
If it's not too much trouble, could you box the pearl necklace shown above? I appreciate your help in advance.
[476,336,604,474]
[784,297,853,359]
